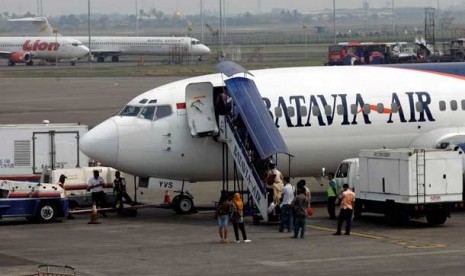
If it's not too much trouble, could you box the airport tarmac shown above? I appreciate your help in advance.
[1,207,465,276]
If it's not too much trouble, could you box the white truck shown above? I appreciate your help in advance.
[334,148,464,225]
[0,122,89,182]
[40,166,117,208]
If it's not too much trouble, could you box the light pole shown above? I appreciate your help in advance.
[333,0,336,44]
[303,24,308,61]
[88,0,92,65]
[136,0,139,36]
[200,0,204,42]
[53,28,58,67]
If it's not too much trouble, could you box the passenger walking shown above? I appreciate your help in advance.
[279,178,294,233]
[216,191,232,243]
[296,179,311,201]
[292,186,310,239]
[87,170,107,217]
[113,171,133,215]
[334,184,356,235]
[327,173,337,220]
[230,193,252,243]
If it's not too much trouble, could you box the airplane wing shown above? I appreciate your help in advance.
[91,50,123,57]
[436,134,465,150]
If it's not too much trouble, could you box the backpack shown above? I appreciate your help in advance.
[216,201,230,216]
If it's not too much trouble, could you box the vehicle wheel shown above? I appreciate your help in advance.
[70,61,76,66]
[386,206,408,226]
[26,60,34,66]
[8,60,15,66]
[97,56,105,62]
[426,211,448,225]
[172,195,194,214]
[36,203,57,223]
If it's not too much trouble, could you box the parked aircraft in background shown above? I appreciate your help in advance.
[79,62,465,214]
[9,17,211,62]
[0,36,89,66]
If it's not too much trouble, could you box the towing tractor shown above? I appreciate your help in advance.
[0,180,69,222]
[333,148,464,225]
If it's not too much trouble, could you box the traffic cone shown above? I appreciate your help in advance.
[164,190,171,205]
[88,203,101,224]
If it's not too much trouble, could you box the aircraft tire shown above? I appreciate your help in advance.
[172,195,194,215]
[8,60,15,66]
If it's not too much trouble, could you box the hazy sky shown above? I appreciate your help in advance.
[0,1,461,16]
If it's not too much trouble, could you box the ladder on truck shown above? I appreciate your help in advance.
[414,149,426,203]
[215,62,292,222]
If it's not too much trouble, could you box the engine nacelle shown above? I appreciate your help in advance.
[10,52,32,63]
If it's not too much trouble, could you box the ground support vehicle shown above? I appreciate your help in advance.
[40,166,117,208]
[0,122,88,182]
[334,149,464,225]
[0,180,69,222]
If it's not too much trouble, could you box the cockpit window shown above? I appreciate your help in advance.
[154,105,172,120]
[119,105,142,116]
[139,106,156,120]
[191,40,199,45]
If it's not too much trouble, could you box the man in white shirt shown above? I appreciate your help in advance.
[87,170,106,216]
[279,178,295,233]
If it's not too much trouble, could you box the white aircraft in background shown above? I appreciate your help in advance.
[0,36,89,66]
[9,17,211,62]
[79,62,465,216]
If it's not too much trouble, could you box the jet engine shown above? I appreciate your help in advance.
[9,52,32,63]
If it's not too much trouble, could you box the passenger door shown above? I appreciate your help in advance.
[185,82,218,137]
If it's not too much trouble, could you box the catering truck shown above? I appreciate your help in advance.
[0,122,89,182]
[334,149,464,225]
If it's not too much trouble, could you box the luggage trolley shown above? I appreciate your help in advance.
[37,264,76,276]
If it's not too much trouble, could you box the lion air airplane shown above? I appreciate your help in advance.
[9,17,211,62]
[0,36,89,66]
[79,62,465,217]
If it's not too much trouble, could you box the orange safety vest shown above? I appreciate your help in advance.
[340,189,355,210]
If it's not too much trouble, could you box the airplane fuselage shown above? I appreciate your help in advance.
[0,36,89,61]
[80,64,465,181]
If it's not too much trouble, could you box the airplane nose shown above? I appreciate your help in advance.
[80,118,119,167]
[202,45,211,55]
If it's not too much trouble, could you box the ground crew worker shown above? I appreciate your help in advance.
[113,171,133,215]
[87,170,106,217]
[334,184,355,235]
[57,174,75,219]
[327,173,337,220]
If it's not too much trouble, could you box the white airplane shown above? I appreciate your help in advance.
[9,17,211,62]
[79,62,465,217]
[0,36,89,66]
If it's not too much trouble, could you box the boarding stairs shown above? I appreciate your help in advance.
[214,63,291,222]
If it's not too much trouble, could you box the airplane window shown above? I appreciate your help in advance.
[350,104,357,115]
[274,107,282,118]
[154,105,173,120]
[119,105,142,116]
[391,103,398,113]
[363,104,371,114]
[287,106,295,117]
[451,100,458,111]
[337,104,344,115]
[439,101,446,111]
[377,103,384,113]
[300,106,308,117]
[140,106,156,120]
[324,105,332,116]
[312,106,321,116]
[462,100,465,110]
[415,102,424,112]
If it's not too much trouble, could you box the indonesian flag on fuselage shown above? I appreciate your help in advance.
[176,102,186,115]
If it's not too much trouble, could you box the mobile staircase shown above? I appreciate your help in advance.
[215,61,292,222]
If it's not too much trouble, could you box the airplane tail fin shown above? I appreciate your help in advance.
[8,16,59,36]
